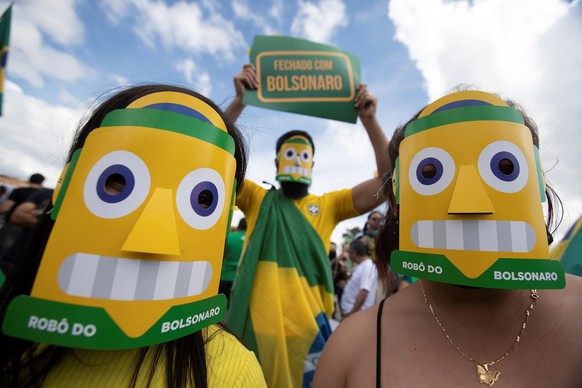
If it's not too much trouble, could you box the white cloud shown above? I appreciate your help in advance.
[11,21,94,87]
[316,119,389,245]
[101,0,246,61]
[389,0,568,101]
[175,58,212,96]
[8,0,94,87]
[232,0,277,35]
[388,0,582,237]
[291,0,349,44]
[98,0,130,24]
[269,0,285,21]
[0,81,83,187]
[17,0,84,46]
[108,74,131,87]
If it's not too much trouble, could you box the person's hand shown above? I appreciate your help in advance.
[225,64,259,121]
[354,83,377,122]
[234,63,259,99]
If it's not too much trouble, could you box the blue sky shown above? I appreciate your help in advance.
[0,0,580,245]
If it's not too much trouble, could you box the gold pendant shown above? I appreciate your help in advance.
[477,364,500,387]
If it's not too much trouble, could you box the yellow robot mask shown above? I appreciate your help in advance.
[390,91,564,289]
[2,92,237,349]
[276,135,313,185]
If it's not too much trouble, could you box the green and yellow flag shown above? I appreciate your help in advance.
[0,3,12,115]
[551,215,582,276]
[228,189,334,388]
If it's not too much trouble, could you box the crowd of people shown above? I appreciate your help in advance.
[0,174,53,276]
[0,63,580,388]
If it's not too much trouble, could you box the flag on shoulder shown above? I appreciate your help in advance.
[227,189,334,388]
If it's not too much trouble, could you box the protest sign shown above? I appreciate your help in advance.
[243,35,361,123]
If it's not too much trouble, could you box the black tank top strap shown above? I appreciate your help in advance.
[376,298,387,388]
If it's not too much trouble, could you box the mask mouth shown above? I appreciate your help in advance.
[58,253,212,301]
[282,166,310,176]
[411,220,536,253]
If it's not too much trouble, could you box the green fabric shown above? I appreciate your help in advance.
[392,250,565,289]
[226,188,333,352]
[557,217,582,276]
[221,230,245,282]
[405,106,524,137]
[2,294,226,349]
[101,108,235,154]
[0,4,10,49]
[0,4,12,116]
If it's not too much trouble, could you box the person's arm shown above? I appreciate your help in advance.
[312,330,351,387]
[312,308,372,387]
[224,64,259,123]
[351,84,390,213]
[9,202,39,228]
[0,198,15,214]
[345,288,369,317]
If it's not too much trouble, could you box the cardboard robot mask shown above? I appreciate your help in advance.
[2,91,237,349]
[390,91,564,289]
[276,135,313,185]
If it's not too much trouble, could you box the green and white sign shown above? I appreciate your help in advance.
[243,35,361,123]
[2,294,226,349]
[391,250,565,289]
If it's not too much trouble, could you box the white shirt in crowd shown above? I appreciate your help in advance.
[340,258,377,313]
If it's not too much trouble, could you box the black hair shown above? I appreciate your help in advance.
[362,210,383,236]
[275,130,315,155]
[28,174,45,185]
[0,84,248,388]
[367,210,383,220]
[349,239,368,256]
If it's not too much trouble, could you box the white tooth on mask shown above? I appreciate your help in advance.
[411,220,535,252]
[59,254,212,301]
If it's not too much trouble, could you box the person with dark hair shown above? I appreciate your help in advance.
[313,90,582,387]
[0,187,54,276]
[28,173,45,185]
[340,239,377,318]
[0,173,46,258]
[0,85,266,387]
[0,185,8,205]
[0,185,7,229]
[358,210,383,262]
[362,210,383,239]
[224,64,390,387]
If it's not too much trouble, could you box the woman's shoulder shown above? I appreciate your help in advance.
[565,273,582,288]
[313,289,421,387]
[312,305,379,387]
[547,273,582,308]
[204,323,255,359]
[204,324,267,387]
[334,303,380,339]
[323,288,419,361]
[557,273,582,313]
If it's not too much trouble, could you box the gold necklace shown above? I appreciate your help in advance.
[419,280,538,387]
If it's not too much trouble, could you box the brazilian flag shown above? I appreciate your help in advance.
[551,216,582,276]
[0,3,12,116]
[228,189,334,388]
